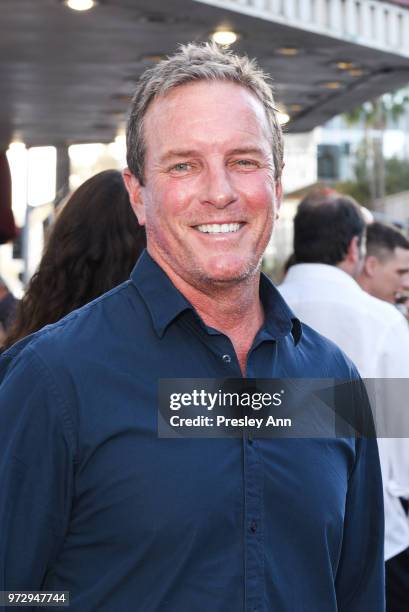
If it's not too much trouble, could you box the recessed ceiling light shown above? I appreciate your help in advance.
[323,81,342,89]
[277,47,299,56]
[349,68,365,77]
[141,54,167,63]
[276,110,290,125]
[336,61,354,70]
[111,93,132,103]
[64,0,97,11]
[211,30,238,46]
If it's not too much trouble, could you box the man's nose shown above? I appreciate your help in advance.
[200,164,238,209]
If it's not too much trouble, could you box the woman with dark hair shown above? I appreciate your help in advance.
[4,169,145,349]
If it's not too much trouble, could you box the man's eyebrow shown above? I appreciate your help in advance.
[159,147,267,163]
[227,147,267,157]
[159,150,199,163]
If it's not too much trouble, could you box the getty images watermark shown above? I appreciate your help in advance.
[157,378,389,439]
[168,387,290,430]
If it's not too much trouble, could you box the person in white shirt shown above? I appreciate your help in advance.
[358,221,409,311]
[279,191,409,612]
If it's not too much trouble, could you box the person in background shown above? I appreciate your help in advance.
[0,277,17,346]
[0,150,19,348]
[279,190,409,612]
[4,169,146,349]
[358,221,409,306]
[0,151,18,245]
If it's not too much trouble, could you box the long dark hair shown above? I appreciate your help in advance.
[5,169,145,348]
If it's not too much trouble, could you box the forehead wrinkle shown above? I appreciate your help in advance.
[143,81,272,157]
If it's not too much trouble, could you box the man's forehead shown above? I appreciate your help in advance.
[143,80,272,157]
[144,80,269,127]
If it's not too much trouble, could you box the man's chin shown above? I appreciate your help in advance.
[199,261,259,285]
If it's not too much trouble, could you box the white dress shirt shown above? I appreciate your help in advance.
[279,263,409,560]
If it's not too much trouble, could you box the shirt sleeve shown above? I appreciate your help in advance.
[335,434,385,610]
[0,345,76,592]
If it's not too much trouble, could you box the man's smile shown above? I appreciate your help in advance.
[194,222,244,234]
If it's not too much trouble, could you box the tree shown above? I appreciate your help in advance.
[343,89,409,209]
[335,153,409,205]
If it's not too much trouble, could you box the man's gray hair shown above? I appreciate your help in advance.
[126,42,284,184]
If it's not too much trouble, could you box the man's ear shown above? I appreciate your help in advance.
[122,168,146,226]
[363,254,379,278]
[347,236,361,264]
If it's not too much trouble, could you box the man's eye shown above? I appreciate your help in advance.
[235,159,258,168]
[170,163,192,172]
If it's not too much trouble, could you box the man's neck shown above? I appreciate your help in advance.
[337,260,356,279]
[153,255,264,375]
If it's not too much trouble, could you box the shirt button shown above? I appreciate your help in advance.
[250,520,258,533]
[222,354,231,363]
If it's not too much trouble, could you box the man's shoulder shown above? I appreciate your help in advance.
[280,263,406,329]
[279,264,358,299]
[361,290,406,325]
[1,280,146,373]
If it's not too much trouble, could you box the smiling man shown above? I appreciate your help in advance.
[123,76,280,373]
[0,43,384,611]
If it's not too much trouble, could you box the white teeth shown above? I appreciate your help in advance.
[196,223,241,234]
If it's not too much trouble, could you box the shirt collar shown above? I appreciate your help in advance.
[284,263,360,291]
[131,250,301,344]
[259,273,302,345]
[130,251,193,338]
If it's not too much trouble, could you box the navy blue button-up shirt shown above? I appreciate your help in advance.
[0,251,384,611]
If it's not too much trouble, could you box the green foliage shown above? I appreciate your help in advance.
[338,87,409,205]
[334,180,370,205]
[344,88,409,130]
[334,156,409,205]
[385,157,409,194]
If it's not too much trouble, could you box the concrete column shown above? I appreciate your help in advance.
[375,3,385,47]
[360,1,371,40]
[329,0,343,34]
[315,0,327,29]
[399,11,409,54]
[270,0,283,16]
[388,10,398,50]
[344,0,357,38]
[252,0,267,10]
[284,0,296,20]
[299,0,312,23]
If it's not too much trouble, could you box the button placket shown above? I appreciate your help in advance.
[243,435,264,611]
